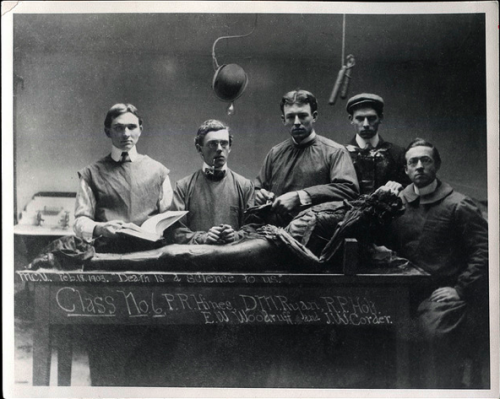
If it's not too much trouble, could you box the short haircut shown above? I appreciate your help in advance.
[194,119,233,147]
[280,89,318,114]
[104,103,142,130]
[405,138,442,168]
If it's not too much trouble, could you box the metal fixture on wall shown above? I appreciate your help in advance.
[211,15,257,115]
[14,74,25,224]
[329,15,356,106]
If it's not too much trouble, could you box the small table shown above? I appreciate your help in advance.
[18,267,429,388]
[14,224,74,262]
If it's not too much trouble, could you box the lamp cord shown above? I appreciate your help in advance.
[212,15,258,71]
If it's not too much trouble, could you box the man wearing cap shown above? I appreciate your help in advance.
[167,119,254,244]
[345,93,409,195]
[254,89,359,226]
[381,138,488,388]
[74,103,173,251]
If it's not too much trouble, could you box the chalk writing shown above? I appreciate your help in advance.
[185,274,237,284]
[57,273,108,283]
[52,286,395,327]
[17,271,284,285]
[55,287,116,315]
[117,273,151,283]
[17,271,52,282]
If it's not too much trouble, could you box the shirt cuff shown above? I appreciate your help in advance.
[74,217,97,243]
[297,190,312,206]
[453,285,464,300]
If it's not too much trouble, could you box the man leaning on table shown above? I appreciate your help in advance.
[73,103,172,251]
[344,93,409,194]
[254,89,359,226]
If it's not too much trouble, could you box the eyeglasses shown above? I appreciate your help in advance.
[407,156,433,167]
[206,140,229,149]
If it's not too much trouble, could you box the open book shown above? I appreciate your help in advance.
[117,210,188,242]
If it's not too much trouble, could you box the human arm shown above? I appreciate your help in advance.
[375,180,404,195]
[73,177,98,242]
[255,188,276,206]
[254,151,276,205]
[165,179,236,245]
[158,175,173,212]
[429,287,461,302]
[163,181,210,244]
[273,148,359,215]
[302,148,359,204]
[73,178,129,241]
[210,224,236,244]
[452,198,489,300]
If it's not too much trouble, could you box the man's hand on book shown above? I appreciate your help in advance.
[94,220,126,238]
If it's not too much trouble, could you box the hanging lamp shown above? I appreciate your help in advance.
[211,15,257,115]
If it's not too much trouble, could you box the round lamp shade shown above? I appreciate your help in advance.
[212,63,249,102]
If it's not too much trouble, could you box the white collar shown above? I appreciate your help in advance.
[355,134,380,149]
[203,162,228,172]
[292,131,316,146]
[414,179,438,196]
[111,145,138,162]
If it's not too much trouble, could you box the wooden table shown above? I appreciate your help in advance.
[17,267,429,388]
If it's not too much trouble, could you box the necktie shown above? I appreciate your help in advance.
[121,152,131,163]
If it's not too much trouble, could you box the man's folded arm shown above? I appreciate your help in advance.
[303,150,359,204]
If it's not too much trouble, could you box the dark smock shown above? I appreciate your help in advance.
[345,135,409,194]
[255,134,359,205]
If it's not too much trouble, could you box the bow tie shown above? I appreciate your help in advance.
[204,168,227,181]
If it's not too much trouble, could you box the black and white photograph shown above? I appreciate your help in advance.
[2,1,499,398]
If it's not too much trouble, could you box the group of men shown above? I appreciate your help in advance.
[73,90,488,388]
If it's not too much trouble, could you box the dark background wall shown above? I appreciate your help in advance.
[13,13,487,215]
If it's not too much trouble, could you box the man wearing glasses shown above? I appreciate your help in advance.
[168,119,254,244]
[74,103,172,251]
[382,138,489,388]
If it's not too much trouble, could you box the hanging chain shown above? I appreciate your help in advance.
[341,14,346,67]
